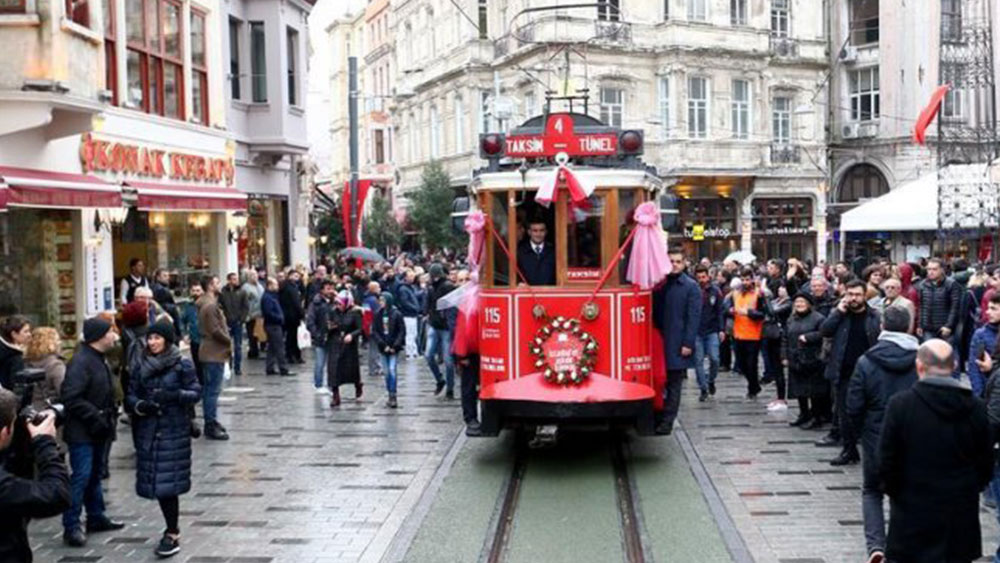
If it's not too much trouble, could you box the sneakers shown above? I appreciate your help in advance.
[434,380,445,396]
[155,534,181,558]
[698,390,708,402]
[86,517,125,533]
[708,382,716,395]
[465,421,483,437]
[766,400,788,412]
[387,394,398,409]
[815,433,841,447]
[445,390,455,400]
[279,369,294,376]
[866,550,885,563]
[314,387,331,395]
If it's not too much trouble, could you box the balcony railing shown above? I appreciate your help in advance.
[594,20,632,44]
[770,144,801,164]
[769,36,799,57]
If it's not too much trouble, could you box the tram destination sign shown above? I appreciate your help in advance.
[505,114,619,157]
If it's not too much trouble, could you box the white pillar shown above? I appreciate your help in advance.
[79,209,115,323]
[209,212,238,277]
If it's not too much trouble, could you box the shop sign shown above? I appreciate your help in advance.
[683,226,731,239]
[84,239,113,316]
[79,133,235,186]
[758,227,811,236]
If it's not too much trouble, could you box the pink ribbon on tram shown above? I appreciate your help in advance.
[437,210,486,317]
[536,163,595,207]
[626,201,672,290]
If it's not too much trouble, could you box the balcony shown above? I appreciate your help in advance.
[769,36,799,58]
[594,20,632,45]
[770,144,801,164]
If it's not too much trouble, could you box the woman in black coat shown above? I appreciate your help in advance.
[327,290,363,407]
[0,315,30,390]
[125,322,201,559]
[371,293,405,408]
[782,293,828,428]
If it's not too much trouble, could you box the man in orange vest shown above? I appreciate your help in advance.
[730,267,769,399]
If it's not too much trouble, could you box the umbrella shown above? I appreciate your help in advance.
[338,247,386,263]
[724,250,757,265]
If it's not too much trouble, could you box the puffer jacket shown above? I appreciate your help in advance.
[919,277,963,335]
[125,345,201,500]
[846,332,919,455]
[967,322,998,397]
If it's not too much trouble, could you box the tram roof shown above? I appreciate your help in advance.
[471,167,662,193]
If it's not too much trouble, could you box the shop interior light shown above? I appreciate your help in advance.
[307,235,317,246]
[228,211,249,244]
[149,212,167,229]
[319,235,329,245]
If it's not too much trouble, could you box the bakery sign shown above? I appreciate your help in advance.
[80,133,235,186]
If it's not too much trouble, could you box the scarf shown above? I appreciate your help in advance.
[136,344,182,382]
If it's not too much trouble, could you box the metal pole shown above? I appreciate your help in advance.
[348,56,360,247]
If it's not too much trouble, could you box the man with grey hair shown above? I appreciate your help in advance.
[241,268,264,360]
[879,339,993,563]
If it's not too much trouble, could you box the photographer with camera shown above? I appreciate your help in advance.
[60,318,125,547]
[0,388,70,563]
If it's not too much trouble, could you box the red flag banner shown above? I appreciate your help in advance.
[913,84,950,145]
[341,179,373,247]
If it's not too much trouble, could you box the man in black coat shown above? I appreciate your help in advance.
[279,271,306,364]
[0,389,70,563]
[516,219,556,286]
[59,318,125,547]
[845,306,918,563]
[818,279,881,464]
[917,257,963,344]
[879,339,993,563]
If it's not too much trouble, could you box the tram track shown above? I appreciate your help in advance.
[485,430,649,563]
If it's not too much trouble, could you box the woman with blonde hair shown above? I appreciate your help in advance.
[24,327,66,411]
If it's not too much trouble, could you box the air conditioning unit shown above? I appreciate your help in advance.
[842,123,860,139]
[840,46,858,62]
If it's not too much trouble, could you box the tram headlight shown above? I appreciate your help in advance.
[480,134,505,159]
[619,130,643,155]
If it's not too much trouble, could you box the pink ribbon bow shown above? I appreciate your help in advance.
[626,201,672,290]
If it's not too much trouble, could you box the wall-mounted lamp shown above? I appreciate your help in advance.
[319,235,328,245]
[228,211,249,244]
[307,235,317,246]
[92,206,129,233]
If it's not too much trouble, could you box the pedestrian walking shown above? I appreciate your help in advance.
[651,248,701,435]
[845,307,918,562]
[219,273,249,376]
[0,315,30,390]
[124,322,201,559]
[692,265,724,401]
[327,290,363,407]
[425,264,456,398]
[730,267,768,400]
[261,278,291,376]
[279,271,306,364]
[371,293,404,408]
[397,270,421,359]
[363,281,383,378]
[782,293,828,428]
[880,339,993,563]
[23,327,66,412]
[60,317,124,547]
[817,279,881,465]
[306,280,336,394]
[241,269,264,360]
[196,276,232,441]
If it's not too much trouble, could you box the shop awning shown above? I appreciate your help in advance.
[126,181,247,211]
[840,172,938,232]
[0,166,122,209]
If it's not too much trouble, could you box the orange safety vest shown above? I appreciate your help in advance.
[733,290,764,341]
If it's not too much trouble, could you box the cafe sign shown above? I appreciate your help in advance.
[684,226,731,239]
[80,133,235,186]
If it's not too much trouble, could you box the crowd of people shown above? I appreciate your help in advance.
[658,247,1000,563]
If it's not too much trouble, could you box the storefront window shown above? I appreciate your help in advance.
[114,211,212,294]
[751,198,815,262]
[671,197,739,262]
[0,210,78,342]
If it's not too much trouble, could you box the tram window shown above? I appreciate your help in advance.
[568,194,605,269]
[514,191,556,286]
[492,193,510,287]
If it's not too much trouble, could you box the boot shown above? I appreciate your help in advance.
[204,421,230,441]
[355,383,363,400]
[789,412,812,427]
[387,394,397,408]
[803,416,829,431]
[331,389,341,407]
[830,447,860,466]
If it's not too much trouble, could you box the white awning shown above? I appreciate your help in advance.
[840,172,938,232]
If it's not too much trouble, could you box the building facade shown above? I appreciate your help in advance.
[327,0,831,262]
[223,0,314,272]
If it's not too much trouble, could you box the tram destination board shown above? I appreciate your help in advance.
[505,114,619,157]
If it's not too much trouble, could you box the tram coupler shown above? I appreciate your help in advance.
[528,424,559,449]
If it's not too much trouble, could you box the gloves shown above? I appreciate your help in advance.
[135,400,162,417]
[151,389,180,405]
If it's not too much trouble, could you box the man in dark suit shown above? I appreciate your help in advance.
[516,219,556,286]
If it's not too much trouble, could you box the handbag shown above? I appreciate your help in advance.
[297,323,312,349]
[253,317,267,343]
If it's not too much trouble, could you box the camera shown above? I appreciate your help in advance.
[7,368,65,478]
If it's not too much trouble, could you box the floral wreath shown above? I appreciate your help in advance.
[530,316,599,385]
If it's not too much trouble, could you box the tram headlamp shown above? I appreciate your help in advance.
[480,134,505,158]
[619,130,643,155]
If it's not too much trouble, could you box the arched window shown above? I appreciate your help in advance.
[839,163,889,203]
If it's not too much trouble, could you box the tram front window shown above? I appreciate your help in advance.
[568,194,605,269]
[515,194,556,286]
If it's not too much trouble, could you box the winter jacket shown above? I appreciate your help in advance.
[782,309,825,372]
[179,301,200,345]
[219,285,250,325]
[810,290,836,317]
[0,338,24,391]
[24,354,66,412]
[279,281,305,325]
[697,283,725,336]
[0,435,70,563]
[125,346,201,500]
[652,273,703,371]
[60,344,116,444]
[820,306,881,382]
[966,322,998,396]
[879,378,993,563]
[261,290,285,327]
[242,281,263,319]
[151,281,180,333]
[397,283,421,317]
[918,276,963,335]
[427,278,456,330]
[372,307,406,354]
[306,295,333,348]
[845,332,918,456]
[196,294,232,363]
[983,364,1000,448]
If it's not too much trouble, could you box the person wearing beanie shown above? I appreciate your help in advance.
[125,316,200,558]
[783,292,828,429]
[60,316,124,548]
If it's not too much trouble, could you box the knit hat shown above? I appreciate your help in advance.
[146,321,176,345]
[121,301,149,328]
[83,317,113,344]
[380,292,395,310]
[793,291,815,306]
[429,263,446,280]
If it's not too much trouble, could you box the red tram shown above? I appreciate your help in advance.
[460,109,668,436]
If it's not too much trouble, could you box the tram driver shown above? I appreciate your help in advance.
[517,217,556,286]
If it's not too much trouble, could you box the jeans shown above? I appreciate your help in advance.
[404,316,419,357]
[313,345,328,389]
[228,321,244,374]
[368,339,382,376]
[265,324,287,372]
[382,354,398,394]
[460,356,480,423]
[63,442,107,531]
[694,333,720,393]
[425,327,455,391]
[733,339,762,396]
[661,369,685,429]
[202,362,224,424]
[861,444,886,555]
[989,464,1000,562]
